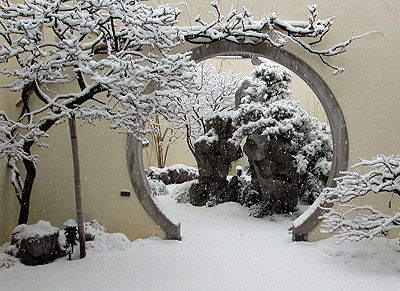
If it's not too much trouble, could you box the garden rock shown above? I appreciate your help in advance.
[10,220,64,266]
[244,135,299,215]
[190,114,242,206]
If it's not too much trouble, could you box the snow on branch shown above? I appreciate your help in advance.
[0,0,197,203]
[165,62,242,155]
[0,0,371,218]
[182,2,371,74]
[321,155,400,242]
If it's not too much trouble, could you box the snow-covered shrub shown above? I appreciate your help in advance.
[232,61,333,205]
[248,203,268,218]
[239,185,261,208]
[147,164,199,185]
[148,178,169,197]
[86,232,131,254]
[172,180,198,203]
[236,166,260,207]
[0,252,18,269]
[84,219,107,241]
[321,155,400,242]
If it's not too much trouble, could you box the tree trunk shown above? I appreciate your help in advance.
[14,82,104,226]
[17,150,36,225]
[68,116,86,259]
[17,199,30,225]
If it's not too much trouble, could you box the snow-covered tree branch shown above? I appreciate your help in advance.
[0,0,197,224]
[182,2,370,74]
[167,63,242,156]
[321,155,400,242]
[0,0,368,227]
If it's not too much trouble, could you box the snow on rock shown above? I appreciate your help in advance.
[156,164,198,174]
[194,128,218,145]
[8,221,63,266]
[292,194,324,229]
[11,220,59,243]
[153,195,180,226]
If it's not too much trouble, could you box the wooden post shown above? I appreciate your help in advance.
[68,115,86,259]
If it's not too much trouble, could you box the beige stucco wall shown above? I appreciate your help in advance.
[28,119,165,241]
[0,78,165,244]
[1,0,399,243]
[0,99,165,243]
[162,0,400,241]
[169,0,400,159]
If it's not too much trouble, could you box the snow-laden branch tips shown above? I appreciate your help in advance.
[0,0,198,225]
[182,2,369,74]
[0,0,371,227]
[165,63,242,156]
[320,155,400,242]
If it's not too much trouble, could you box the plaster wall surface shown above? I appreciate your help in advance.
[27,119,165,241]
[0,0,399,243]
[160,0,400,241]
[0,78,165,244]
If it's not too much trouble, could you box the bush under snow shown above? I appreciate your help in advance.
[232,61,333,207]
[147,164,199,185]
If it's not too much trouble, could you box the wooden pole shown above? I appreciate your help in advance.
[68,115,86,259]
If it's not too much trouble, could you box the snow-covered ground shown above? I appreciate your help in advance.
[1,189,400,291]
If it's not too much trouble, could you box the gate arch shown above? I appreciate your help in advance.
[127,41,349,241]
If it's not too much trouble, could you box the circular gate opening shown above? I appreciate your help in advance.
[127,41,348,241]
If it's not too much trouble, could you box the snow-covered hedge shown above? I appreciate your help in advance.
[148,178,169,197]
[171,180,198,203]
[147,164,199,185]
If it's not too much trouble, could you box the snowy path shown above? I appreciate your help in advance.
[1,195,400,291]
